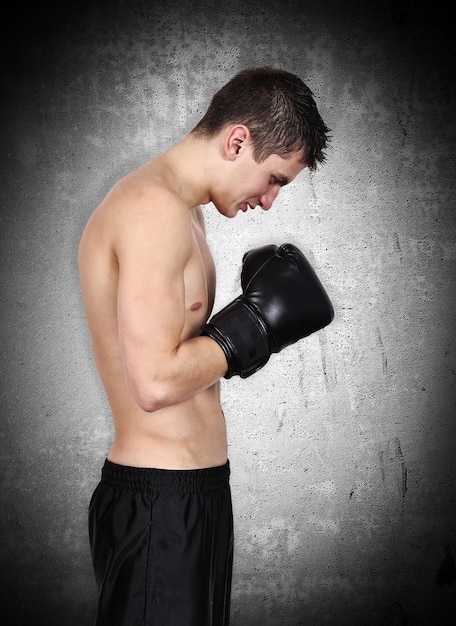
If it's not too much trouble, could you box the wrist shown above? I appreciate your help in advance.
[201,298,271,378]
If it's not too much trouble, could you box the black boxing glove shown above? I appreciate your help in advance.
[201,243,334,378]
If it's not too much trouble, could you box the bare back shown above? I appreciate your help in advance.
[78,158,227,469]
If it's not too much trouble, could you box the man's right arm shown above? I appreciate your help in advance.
[115,186,228,412]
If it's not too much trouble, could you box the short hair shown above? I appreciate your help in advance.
[192,67,330,170]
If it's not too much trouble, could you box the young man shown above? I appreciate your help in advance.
[78,67,333,626]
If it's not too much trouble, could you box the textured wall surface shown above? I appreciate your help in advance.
[1,1,455,624]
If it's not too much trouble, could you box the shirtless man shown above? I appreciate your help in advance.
[78,67,332,626]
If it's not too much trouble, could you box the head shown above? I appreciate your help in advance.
[191,67,330,171]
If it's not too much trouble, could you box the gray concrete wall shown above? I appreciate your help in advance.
[1,1,455,624]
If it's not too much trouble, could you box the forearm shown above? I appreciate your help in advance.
[126,335,228,412]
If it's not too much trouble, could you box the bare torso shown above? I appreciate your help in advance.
[79,158,227,470]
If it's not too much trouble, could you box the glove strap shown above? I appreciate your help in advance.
[201,298,271,378]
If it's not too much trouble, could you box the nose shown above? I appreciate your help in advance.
[259,187,280,211]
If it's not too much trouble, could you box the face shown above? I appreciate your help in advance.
[214,143,306,218]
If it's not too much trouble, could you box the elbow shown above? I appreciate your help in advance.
[134,385,167,413]
[136,397,163,414]
[129,378,175,413]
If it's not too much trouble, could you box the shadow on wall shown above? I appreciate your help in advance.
[228,535,456,626]
[230,595,455,626]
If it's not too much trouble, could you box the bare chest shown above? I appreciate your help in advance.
[182,218,216,335]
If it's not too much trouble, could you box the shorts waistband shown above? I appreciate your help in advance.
[100,458,230,494]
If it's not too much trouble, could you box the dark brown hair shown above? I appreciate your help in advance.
[192,67,330,170]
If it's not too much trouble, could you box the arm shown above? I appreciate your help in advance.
[115,187,227,412]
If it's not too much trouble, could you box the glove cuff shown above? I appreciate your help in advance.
[201,298,271,378]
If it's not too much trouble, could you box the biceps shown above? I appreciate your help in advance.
[117,260,187,377]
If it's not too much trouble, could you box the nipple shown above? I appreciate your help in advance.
[190,302,203,312]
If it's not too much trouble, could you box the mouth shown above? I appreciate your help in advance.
[241,202,255,213]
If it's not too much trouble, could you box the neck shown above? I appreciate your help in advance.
[158,133,219,208]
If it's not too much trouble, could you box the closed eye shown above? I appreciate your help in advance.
[270,175,289,187]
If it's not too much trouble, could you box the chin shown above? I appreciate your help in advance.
[216,205,237,219]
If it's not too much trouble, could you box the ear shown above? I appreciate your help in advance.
[223,125,251,160]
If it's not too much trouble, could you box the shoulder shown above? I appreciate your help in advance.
[109,178,193,266]
[96,172,191,233]
[81,173,193,265]
[109,174,189,219]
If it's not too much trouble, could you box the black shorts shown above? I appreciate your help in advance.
[89,459,233,626]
